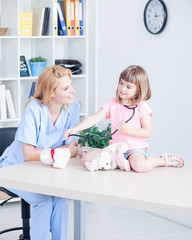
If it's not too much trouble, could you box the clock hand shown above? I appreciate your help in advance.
[155,14,164,17]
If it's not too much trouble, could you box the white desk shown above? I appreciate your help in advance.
[0,157,192,239]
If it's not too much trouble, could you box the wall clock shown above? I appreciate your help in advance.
[143,0,168,34]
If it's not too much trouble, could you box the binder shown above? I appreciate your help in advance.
[54,0,58,36]
[29,82,36,99]
[79,0,83,35]
[58,0,67,35]
[64,0,71,36]
[75,0,80,35]
[5,90,16,119]
[70,0,75,35]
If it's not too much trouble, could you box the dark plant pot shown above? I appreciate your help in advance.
[29,61,46,76]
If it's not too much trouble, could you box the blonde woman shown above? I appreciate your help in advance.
[0,65,80,239]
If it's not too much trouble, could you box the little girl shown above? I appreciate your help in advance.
[65,65,184,173]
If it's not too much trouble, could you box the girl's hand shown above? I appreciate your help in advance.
[116,120,128,134]
[64,127,77,140]
[67,141,80,157]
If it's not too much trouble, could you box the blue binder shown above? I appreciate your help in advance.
[57,0,67,35]
[29,82,36,98]
[79,0,83,35]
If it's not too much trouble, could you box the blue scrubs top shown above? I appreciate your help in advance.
[0,99,80,168]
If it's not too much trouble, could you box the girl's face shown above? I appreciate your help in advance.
[51,75,75,105]
[117,79,137,104]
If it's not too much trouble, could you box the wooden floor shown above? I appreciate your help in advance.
[0,200,192,240]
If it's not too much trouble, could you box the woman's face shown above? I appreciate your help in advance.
[52,75,75,105]
[117,79,137,103]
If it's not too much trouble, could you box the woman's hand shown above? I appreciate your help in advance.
[67,140,80,157]
[64,127,77,140]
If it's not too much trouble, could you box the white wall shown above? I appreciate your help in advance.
[94,0,192,162]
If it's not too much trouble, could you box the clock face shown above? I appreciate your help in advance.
[144,0,167,34]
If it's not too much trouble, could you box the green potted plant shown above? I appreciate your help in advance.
[29,56,46,77]
[78,123,112,149]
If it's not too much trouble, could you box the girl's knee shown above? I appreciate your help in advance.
[131,162,146,173]
[129,153,146,173]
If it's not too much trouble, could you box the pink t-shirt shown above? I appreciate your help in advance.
[101,98,153,150]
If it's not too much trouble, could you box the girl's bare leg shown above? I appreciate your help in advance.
[128,152,184,173]
[128,152,165,173]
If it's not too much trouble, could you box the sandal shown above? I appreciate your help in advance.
[160,153,184,168]
[78,146,92,157]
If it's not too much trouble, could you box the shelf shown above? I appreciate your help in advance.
[0,118,20,123]
[0,0,88,126]
[72,74,86,79]
[20,36,53,39]
[0,77,18,81]
[20,76,38,81]
[54,35,87,39]
[0,36,18,39]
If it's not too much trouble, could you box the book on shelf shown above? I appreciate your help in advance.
[54,0,58,36]
[32,7,45,36]
[42,7,50,36]
[58,0,67,35]
[63,0,72,35]
[5,90,16,119]
[75,0,80,35]
[79,0,83,35]
[0,85,7,120]
[29,82,36,99]
[70,0,75,35]
[20,56,30,77]
[60,0,83,36]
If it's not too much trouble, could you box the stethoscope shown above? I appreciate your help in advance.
[68,105,137,140]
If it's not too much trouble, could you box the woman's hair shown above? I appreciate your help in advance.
[26,65,72,106]
[116,65,151,106]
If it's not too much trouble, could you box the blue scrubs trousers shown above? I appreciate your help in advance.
[9,188,68,240]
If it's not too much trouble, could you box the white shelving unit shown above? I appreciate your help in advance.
[0,0,88,128]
